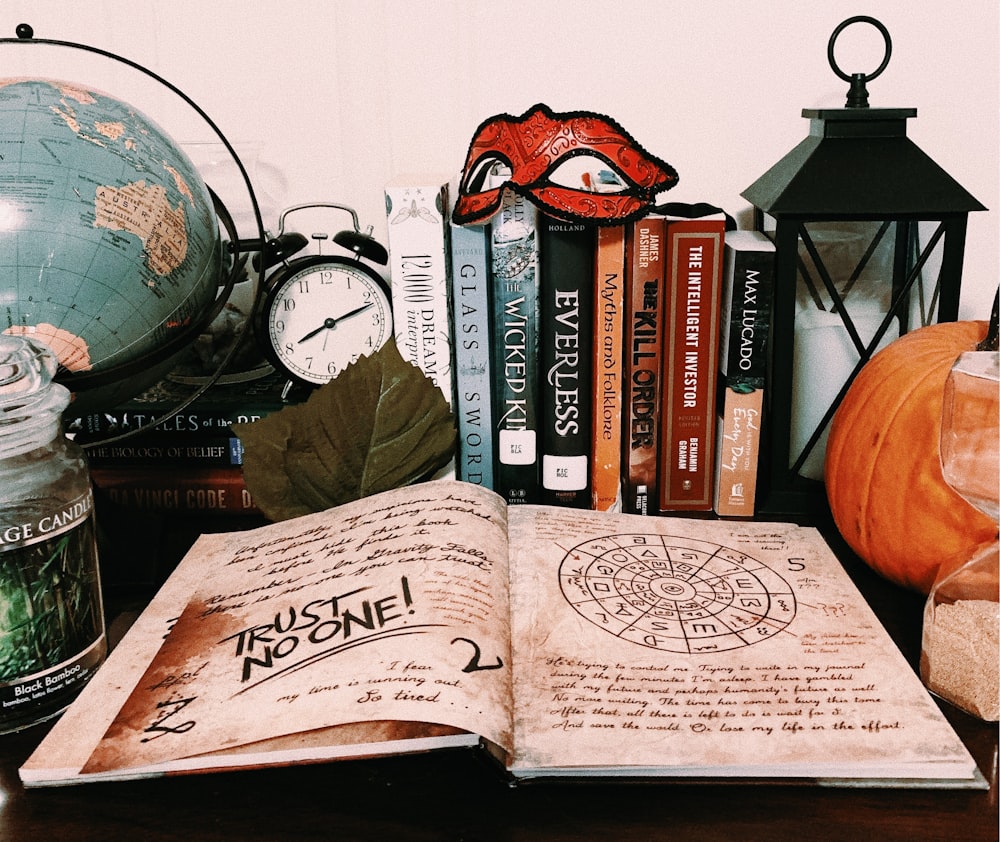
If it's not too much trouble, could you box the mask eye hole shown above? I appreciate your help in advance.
[462,153,511,195]
[546,154,630,193]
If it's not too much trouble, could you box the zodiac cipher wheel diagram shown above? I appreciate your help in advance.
[558,534,797,654]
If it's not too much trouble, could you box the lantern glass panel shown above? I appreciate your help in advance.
[766,217,949,480]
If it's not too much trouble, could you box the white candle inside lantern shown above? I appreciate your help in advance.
[791,304,897,478]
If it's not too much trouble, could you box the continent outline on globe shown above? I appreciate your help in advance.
[94,180,190,277]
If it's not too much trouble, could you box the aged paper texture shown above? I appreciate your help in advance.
[83,482,513,773]
[506,505,973,778]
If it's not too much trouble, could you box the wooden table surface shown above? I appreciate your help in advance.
[0,511,996,841]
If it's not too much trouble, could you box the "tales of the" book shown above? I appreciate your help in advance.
[20,480,984,789]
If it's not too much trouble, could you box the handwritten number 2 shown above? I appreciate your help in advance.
[451,637,504,673]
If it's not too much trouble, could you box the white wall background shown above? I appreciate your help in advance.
[3,0,998,318]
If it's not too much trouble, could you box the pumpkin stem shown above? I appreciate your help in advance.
[976,287,999,352]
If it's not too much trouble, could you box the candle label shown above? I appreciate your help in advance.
[0,491,107,732]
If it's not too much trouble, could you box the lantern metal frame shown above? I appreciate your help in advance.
[741,16,986,515]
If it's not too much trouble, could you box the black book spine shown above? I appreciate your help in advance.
[539,216,595,507]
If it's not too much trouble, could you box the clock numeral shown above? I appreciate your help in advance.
[274,319,285,332]
[281,298,296,312]
[296,279,310,294]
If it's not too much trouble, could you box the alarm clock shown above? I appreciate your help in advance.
[255,203,392,387]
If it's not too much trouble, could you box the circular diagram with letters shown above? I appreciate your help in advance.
[558,534,796,653]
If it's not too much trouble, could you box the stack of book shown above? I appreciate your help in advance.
[385,173,776,518]
[67,371,302,517]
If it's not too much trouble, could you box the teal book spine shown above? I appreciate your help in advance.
[450,218,495,489]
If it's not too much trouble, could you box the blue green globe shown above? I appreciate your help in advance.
[0,78,223,412]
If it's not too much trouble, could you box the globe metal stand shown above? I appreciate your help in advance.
[0,24,273,446]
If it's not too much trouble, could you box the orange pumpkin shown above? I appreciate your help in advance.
[825,320,998,594]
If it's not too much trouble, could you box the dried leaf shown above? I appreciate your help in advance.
[233,340,455,521]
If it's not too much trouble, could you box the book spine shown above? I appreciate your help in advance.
[85,434,245,467]
[539,216,595,508]
[490,186,541,505]
[713,231,776,516]
[71,412,268,440]
[65,373,295,439]
[449,218,495,489]
[621,215,666,515]
[713,388,764,517]
[384,177,454,407]
[659,217,726,512]
[90,466,261,515]
[590,225,626,512]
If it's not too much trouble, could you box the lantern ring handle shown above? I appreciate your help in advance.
[827,16,892,84]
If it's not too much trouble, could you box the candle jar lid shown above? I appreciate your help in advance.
[0,335,71,458]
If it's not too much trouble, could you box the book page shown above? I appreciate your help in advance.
[507,506,975,780]
[82,481,513,774]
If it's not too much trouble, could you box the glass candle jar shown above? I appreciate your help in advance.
[0,335,107,733]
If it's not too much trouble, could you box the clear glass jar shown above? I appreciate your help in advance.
[921,544,999,721]
[920,349,999,721]
[0,335,107,733]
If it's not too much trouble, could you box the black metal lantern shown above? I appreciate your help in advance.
[742,16,986,515]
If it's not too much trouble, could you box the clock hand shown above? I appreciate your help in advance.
[297,302,374,344]
[297,319,336,344]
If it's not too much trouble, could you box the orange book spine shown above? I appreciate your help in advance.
[590,225,626,511]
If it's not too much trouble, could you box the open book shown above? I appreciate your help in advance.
[20,480,984,788]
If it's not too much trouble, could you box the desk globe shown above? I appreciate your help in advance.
[0,77,223,414]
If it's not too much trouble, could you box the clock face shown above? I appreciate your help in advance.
[264,259,393,385]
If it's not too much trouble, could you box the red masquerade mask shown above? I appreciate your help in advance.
[453,103,678,226]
